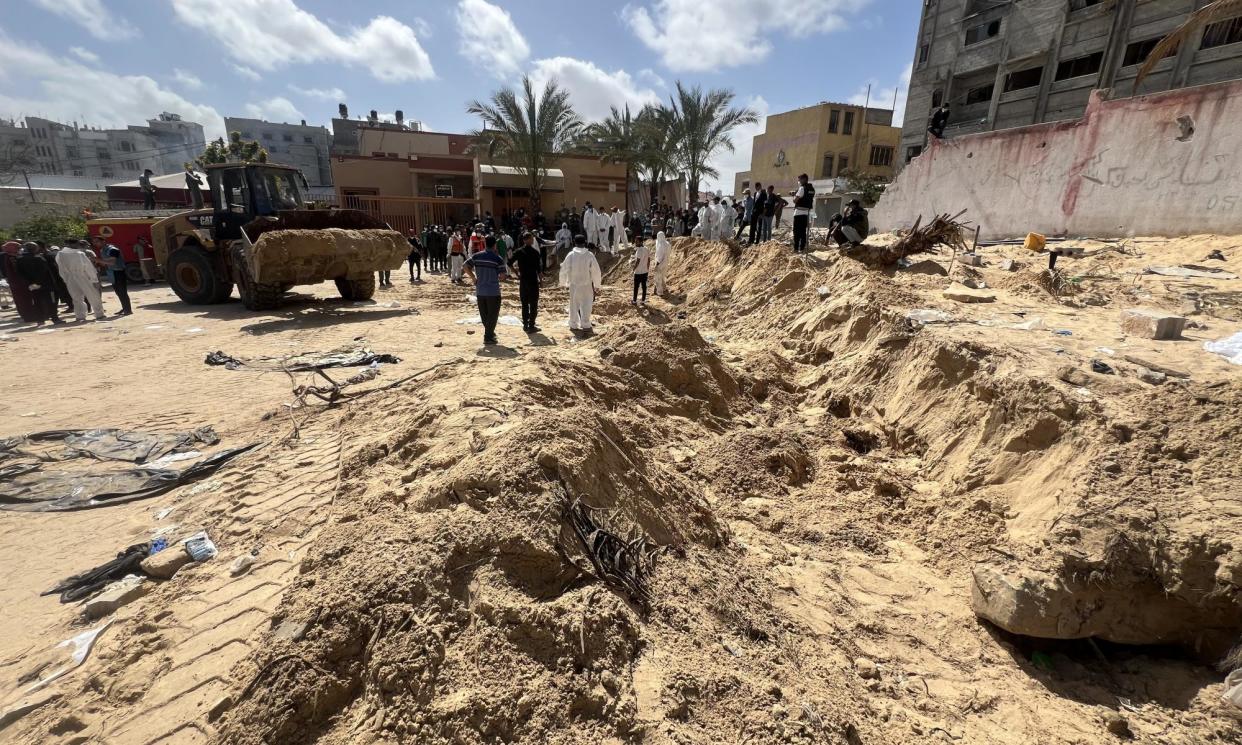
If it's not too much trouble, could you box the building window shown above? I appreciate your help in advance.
[828,109,840,133]
[263,132,273,140]
[1055,51,1104,81]
[964,82,995,105]
[837,154,849,175]
[869,145,894,167]
[931,89,944,107]
[119,141,132,152]
[919,44,930,64]
[66,146,79,159]
[283,134,293,142]
[1201,16,1242,50]
[964,19,1000,46]
[843,111,855,135]
[72,169,83,176]
[1123,37,1178,67]
[1004,66,1043,92]
[821,153,834,179]
[1069,0,1102,11]
[905,145,923,163]
[97,149,111,161]
[303,136,313,144]
[101,170,113,178]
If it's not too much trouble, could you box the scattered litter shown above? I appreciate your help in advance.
[499,315,524,326]
[0,335,17,342]
[35,328,57,334]
[185,327,204,333]
[1123,354,1191,379]
[1,426,218,464]
[43,543,149,602]
[155,506,175,520]
[381,301,401,308]
[144,324,165,330]
[467,294,478,304]
[1205,249,1227,262]
[1224,668,1242,709]
[558,483,656,610]
[1091,359,1115,375]
[1012,317,1046,331]
[1095,347,1116,356]
[184,531,218,561]
[19,412,38,418]
[205,345,400,371]
[186,479,221,496]
[145,450,202,469]
[149,537,167,554]
[1144,266,1238,280]
[1204,331,1242,365]
[817,286,830,297]
[905,309,954,325]
[1053,330,1073,336]
[23,620,113,693]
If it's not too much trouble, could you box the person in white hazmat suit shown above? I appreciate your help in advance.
[651,231,671,296]
[610,206,628,250]
[554,222,572,270]
[582,203,605,249]
[696,202,712,240]
[559,234,603,332]
[55,240,105,321]
[712,197,729,240]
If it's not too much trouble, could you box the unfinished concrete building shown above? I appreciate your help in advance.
[899,0,1242,167]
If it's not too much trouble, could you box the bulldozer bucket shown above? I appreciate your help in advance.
[240,209,409,285]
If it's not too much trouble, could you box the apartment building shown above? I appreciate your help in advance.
[900,0,1242,166]
[0,113,205,180]
[734,101,902,197]
[224,116,332,187]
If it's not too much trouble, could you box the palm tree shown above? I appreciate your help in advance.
[580,105,641,213]
[634,107,677,209]
[467,76,583,214]
[1135,1,1242,89]
[661,82,758,205]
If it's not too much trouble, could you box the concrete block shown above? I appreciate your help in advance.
[140,545,193,579]
[999,259,1022,272]
[958,253,983,266]
[1120,309,1186,340]
[942,284,995,303]
[84,575,148,619]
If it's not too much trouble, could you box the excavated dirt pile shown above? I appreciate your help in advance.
[207,238,1242,745]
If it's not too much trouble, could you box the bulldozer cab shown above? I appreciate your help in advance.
[207,164,308,241]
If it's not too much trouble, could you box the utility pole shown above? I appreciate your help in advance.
[23,170,36,203]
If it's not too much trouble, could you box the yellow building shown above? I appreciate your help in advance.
[734,102,901,197]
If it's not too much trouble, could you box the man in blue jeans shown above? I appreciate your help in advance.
[464,235,508,345]
[90,235,132,315]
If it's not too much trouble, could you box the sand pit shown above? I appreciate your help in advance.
[1,236,1240,744]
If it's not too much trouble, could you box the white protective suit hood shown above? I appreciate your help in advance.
[654,231,671,263]
[559,246,602,289]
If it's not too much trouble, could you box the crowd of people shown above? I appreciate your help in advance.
[0,236,132,327]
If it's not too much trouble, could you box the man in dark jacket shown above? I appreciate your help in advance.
[507,232,543,333]
[749,182,767,245]
[928,105,950,139]
[831,200,870,247]
[15,243,62,325]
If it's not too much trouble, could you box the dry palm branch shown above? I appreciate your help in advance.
[843,210,972,267]
[1135,0,1242,89]
[556,482,658,610]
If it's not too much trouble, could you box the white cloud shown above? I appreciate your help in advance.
[289,85,346,101]
[173,68,203,90]
[847,62,911,127]
[702,95,768,196]
[638,68,667,89]
[455,0,529,77]
[528,57,659,123]
[69,46,99,64]
[232,64,261,82]
[30,0,137,40]
[243,97,304,123]
[623,0,870,72]
[169,0,434,82]
[0,31,223,141]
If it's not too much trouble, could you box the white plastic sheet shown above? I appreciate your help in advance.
[1205,332,1242,366]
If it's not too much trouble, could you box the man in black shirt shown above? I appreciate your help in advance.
[928,105,950,139]
[406,229,422,281]
[749,182,767,245]
[507,232,543,333]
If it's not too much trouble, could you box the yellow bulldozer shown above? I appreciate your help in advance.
[149,163,407,310]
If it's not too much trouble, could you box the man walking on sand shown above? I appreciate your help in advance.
[559,235,602,334]
[464,235,508,346]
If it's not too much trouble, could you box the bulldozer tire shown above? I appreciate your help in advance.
[167,246,227,305]
[231,245,283,311]
[335,275,376,302]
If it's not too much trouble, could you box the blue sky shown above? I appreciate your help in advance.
[0,0,918,191]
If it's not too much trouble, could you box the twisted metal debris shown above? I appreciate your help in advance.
[558,487,658,610]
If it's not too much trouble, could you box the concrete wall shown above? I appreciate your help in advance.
[872,80,1242,239]
[0,187,104,229]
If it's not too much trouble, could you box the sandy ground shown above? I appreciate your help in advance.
[0,234,1239,744]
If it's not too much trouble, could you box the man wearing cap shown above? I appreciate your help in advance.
[464,235,508,345]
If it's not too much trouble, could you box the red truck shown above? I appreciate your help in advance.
[85,210,182,282]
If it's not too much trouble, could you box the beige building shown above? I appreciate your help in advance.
[331,126,629,232]
[734,102,902,197]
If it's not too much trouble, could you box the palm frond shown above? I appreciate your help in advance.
[1135,0,1242,89]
